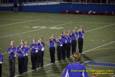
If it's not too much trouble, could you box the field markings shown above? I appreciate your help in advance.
[32,25,64,30]
[0,19,41,28]
[0,23,114,39]
[15,40,115,77]
[1,23,115,56]
[1,24,114,77]
[0,17,64,28]
[0,23,114,52]
[0,21,72,39]
[86,24,115,33]
[0,16,112,28]
[83,41,115,53]
[0,17,60,28]
[1,20,115,76]
[0,16,76,28]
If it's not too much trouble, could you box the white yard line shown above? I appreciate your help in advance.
[0,15,77,28]
[0,19,40,28]
[0,23,114,39]
[0,22,72,39]
[86,24,115,33]
[0,19,107,28]
[0,18,63,28]
[15,40,115,77]
[83,41,115,53]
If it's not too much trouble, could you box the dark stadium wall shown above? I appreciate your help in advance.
[0,6,12,11]
[0,3,115,14]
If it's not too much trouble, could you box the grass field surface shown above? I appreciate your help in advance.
[0,12,115,77]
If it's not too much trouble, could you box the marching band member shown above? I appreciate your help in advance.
[30,39,38,70]
[7,41,16,77]
[66,31,72,59]
[78,27,85,54]
[17,40,25,74]
[37,39,45,67]
[70,30,77,54]
[56,36,63,61]
[23,41,29,72]
[49,35,56,63]
[0,53,3,77]
[61,52,88,77]
[40,39,45,67]
[61,32,68,60]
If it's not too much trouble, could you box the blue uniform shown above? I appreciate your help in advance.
[30,43,36,54]
[49,39,56,63]
[70,32,77,54]
[61,35,68,44]
[30,43,38,70]
[61,35,68,60]
[23,46,29,56]
[56,38,63,61]
[0,53,3,77]
[75,32,79,40]
[62,62,88,77]
[38,42,45,67]
[17,45,26,74]
[17,46,25,58]
[57,38,63,47]
[38,42,44,51]
[66,35,71,58]
[67,35,72,44]
[71,32,76,41]
[7,47,16,60]
[49,39,55,48]
[0,53,3,64]
[78,31,84,53]
[78,31,84,39]
[61,35,66,59]
[7,47,16,77]
[23,46,29,72]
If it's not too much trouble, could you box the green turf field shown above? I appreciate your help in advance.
[0,12,115,77]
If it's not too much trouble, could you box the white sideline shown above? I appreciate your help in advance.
[15,40,115,77]
[0,23,114,39]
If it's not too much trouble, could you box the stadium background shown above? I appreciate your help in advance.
[0,0,115,77]
[0,0,115,14]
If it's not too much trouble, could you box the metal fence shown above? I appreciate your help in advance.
[0,0,115,4]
